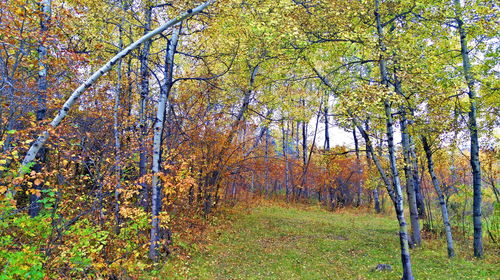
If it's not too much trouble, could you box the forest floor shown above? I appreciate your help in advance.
[160,202,499,280]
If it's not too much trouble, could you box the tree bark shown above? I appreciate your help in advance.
[365,119,381,213]
[149,23,181,261]
[324,107,330,150]
[421,136,455,258]
[113,11,125,234]
[264,126,270,195]
[454,0,483,258]
[138,5,152,208]
[375,0,413,277]
[409,135,426,218]
[400,112,422,247]
[353,125,362,207]
[282,121,290,201]
[29,0,51,217]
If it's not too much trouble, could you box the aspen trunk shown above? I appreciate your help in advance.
[29,0,51,217]
[301,111,307,196]
[375,0,413,277]
[384,102,413,279]
[138,5,152,208]
[409,134,426,218]
[149,24,181,261]
[400,113,421,247]
[422,136,455,258]
[353,126,362,207]
[365,119,381,213]
[264,127,270,196]
[282,121,290,201]
[454,0,483,258]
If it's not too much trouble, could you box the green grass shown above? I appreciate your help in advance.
[163,203,499,279]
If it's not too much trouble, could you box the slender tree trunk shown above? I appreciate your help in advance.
[282,121,290,201]
[375,0,413,277]
[409,134,426,218]
[400,112,422,247]
[295,121,300,159]
[324,107,330,150]
[126,56,133,116]
[29,0,51,217]
[149,24,181,261]
[365,119,381,213]
[421,136,455,258]
[353,125,362,207]
[384,101,413,280]
[454,0,483,258]
[300,102,321,199]
[113,13,125,233]
[301,105,307,197]
[138,5,152,208]
[302,119,307,165]
[352,117,394,201]
[264,127,270,196]
[392,52,423,242]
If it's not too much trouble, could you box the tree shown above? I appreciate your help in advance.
[422,135,455,258]
[453,0,483,258]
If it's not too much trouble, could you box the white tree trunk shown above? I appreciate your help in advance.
[149,23,181,261]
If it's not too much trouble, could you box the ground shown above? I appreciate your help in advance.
[161,202,499,279]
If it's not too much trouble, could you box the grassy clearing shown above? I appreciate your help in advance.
[162,203,499,279]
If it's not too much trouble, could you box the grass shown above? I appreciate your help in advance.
[161,202,499,279]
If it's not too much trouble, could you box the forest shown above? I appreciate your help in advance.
[0,0,498,279]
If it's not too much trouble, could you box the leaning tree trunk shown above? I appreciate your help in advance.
[353,125,362,207]
[365,119,381,213]
[352,117,394,201]
[29,0,51,217]
[409,133,426,218]
[16,1,215,194]
[384,100,413,280]
[375,0,413,277]
[149,23,181,261]
[422,136,455,258]
[454,0,483,258]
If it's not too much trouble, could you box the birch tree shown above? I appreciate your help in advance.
[453,0,483,258]
[149,23,181,261]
